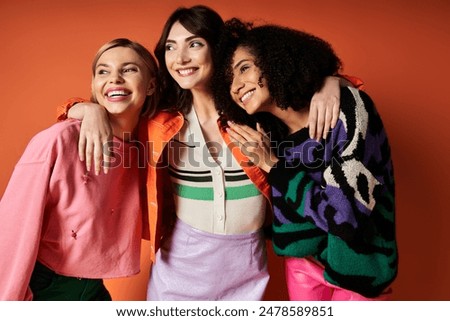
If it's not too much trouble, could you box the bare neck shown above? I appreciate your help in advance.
[110,112,140,141]
[272,107,309,134]
[191,89,219,124]
[190,88,222,147]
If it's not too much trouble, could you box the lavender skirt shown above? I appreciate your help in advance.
[147,219,269,300]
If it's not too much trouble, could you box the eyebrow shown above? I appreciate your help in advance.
[96,63,109,69]
[232,59,250,71]
[166,35,202,44]
[95,62,139,69]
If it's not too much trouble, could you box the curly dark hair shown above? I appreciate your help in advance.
[213,18,342,139]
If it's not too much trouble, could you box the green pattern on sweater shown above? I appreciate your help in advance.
[269,88,398,298]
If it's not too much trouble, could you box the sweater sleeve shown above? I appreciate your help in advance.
[269,87,386,244]
[0,133,54,300]
[56,97,88,121]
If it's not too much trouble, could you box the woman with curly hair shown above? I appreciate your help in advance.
[219,19,398,300]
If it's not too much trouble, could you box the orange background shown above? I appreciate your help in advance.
[1,0,449,301]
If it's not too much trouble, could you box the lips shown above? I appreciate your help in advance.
[177,68,198,76]
[105,89,131,98]
[240,89,255,104]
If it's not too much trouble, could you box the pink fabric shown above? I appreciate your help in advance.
[0,120,144,300]
[285,257,391,301]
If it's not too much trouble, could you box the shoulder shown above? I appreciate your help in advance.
[338,87,380,125]
[148,110,184,132]
[18,120,81,164]
[150,110,183,124]
[31,119,81,144]
[348,87,382,123]
[336,87,388,147]
[340,86,383,119]
[340,87,374,111]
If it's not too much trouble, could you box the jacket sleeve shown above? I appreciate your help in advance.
[338,74,365,90]
[0,134,54,300]
[56,97,88,121]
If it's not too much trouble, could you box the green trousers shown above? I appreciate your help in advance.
[29,261,111,301]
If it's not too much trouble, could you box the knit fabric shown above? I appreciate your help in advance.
[269,87,398,298]
[168,107,266,235]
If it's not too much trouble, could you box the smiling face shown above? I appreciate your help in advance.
[92,46,154,118]
[230,46,273,115]
[164,21,213,92]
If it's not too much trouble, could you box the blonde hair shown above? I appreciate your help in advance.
[91,38,159,118]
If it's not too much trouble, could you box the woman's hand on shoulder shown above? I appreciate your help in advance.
[308,76,340,141]
[68,102,112,175]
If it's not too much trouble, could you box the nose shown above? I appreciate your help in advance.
[109,70,124,83]
[231,75,244,95]
[176,47,190,64]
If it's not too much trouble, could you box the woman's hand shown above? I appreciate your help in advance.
[226,122,278,173]
[67,102,112,175]
[308,76,341,141]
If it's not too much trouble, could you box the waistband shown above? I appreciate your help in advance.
[173,218,264,242]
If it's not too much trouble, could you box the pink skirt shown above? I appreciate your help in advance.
[285,257,392,301]
[147,219,269,300]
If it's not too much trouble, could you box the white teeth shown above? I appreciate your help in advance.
[107,90,127,97]
[178,68,194,76]
[241,90,255,103]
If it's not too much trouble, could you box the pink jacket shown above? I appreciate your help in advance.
[0,120,146,300]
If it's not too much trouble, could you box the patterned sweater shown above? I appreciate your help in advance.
[269,87,398,298]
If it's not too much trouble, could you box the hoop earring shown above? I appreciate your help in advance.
[257,77,264,88]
